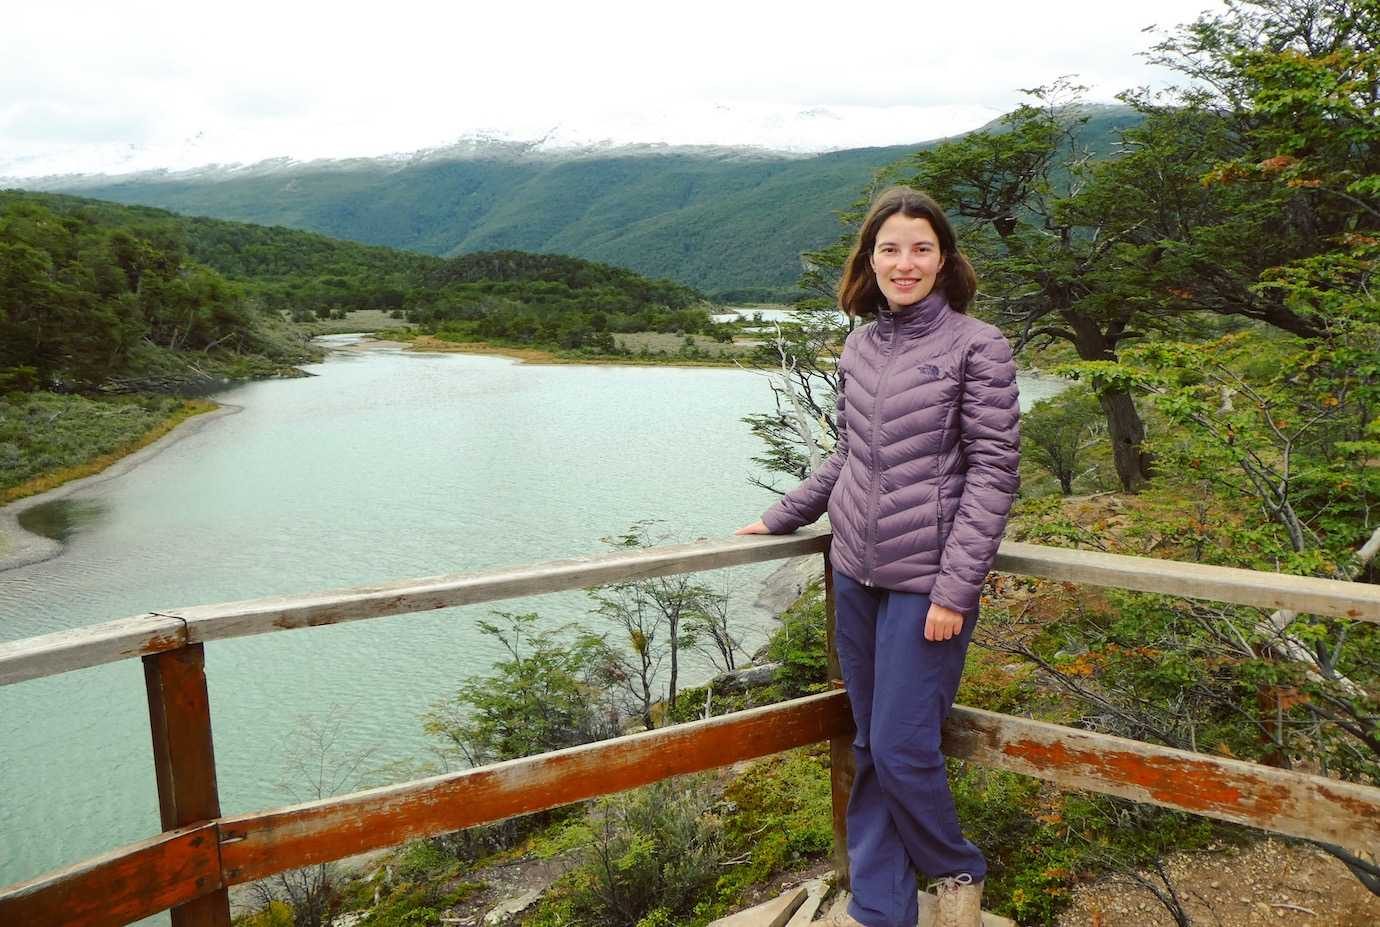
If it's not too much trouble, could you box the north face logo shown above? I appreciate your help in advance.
[917,364,942,379]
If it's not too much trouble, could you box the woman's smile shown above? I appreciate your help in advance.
[872,213,945,310]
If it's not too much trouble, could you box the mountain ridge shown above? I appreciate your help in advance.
[8,105,1141,299]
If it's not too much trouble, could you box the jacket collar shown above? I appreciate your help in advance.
[875,290,950,339]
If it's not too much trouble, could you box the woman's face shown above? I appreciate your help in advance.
[870,213,945,310]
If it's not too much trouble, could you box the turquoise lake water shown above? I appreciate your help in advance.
[0,336,1064,909]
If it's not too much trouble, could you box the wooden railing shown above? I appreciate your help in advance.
[2,527,1379,927]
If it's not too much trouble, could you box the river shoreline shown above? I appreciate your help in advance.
[0,336,1063,577]
[0,402,239,573]
[385,333,753,368]
[377,333,1070,386]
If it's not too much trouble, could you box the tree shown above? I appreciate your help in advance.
[248,706,376,927]
[587,522,733,726]
[423,612,616,767]
[739,310,850,493]
[1021,386,1106,494]
[886,82,1171,491]
[683,576,750,674]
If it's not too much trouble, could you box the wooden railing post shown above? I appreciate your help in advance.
[144,643,231,926]
[823,543,854,890]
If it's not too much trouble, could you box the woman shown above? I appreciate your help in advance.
[737,186,1020,927]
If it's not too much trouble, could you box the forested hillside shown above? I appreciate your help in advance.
[0,193,315,390]
[19,107,1142,299]
[0,191,715,389]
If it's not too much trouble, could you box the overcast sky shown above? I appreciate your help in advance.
[2,0,1226,177]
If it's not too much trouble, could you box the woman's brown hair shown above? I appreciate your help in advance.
[837,186,977,316]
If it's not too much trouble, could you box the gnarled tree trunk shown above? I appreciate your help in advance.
[1066,313,1153,492]
[1098,389,1152,492]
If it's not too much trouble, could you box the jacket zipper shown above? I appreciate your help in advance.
[863,316,899,586]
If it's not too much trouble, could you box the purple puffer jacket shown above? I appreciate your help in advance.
[760,292,1020,615]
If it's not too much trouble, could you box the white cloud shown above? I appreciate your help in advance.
[1,0,1228,177]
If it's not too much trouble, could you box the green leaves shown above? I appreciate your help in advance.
[423,612,615,767]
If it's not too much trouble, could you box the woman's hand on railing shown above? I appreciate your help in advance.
[735,520,770,535]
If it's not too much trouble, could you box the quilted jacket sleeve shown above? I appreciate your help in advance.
[929,330,1021,615]
[760,372,848,534]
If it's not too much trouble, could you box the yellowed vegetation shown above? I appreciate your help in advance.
[401,334,751,368]
[2,399,217,505]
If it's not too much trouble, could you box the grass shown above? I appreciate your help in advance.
[384,332,758,368]
[612,331,755,358]
[291,309,413,336]
[0,393,217,503]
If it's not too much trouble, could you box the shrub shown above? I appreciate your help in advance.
[534,777,724,926]
[715,747,832,903]
[423,612,618,768]
[767,583,829,697]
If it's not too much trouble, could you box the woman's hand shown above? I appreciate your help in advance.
[924,602,965,642]
[735,520,770,535]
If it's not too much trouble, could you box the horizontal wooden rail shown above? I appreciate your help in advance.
[3,531,1377,688]
[0,823,223,927]
[11,692,1380,925]
[942,705,1380,850]
[994,541,1380,623]
[0,531,831,686]
[0,613,187,687]
[215,697,1380,883]
[217,690,853,883]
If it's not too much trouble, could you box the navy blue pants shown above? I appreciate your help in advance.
[833,568,987,927]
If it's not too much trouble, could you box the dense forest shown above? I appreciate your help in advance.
[0,191,717,389]
[0,194,310,390]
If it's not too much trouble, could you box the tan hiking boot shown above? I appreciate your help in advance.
[928,874,983,927]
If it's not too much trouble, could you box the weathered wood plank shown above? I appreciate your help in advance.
[0,823,222,927]
[782,879,830,927]
[219,697,1380,884]
[943,704,1380,848]
[145,644,231,926]
[218,690,855,884]
[7,694,1380,922]
[707,883,808,927]
[0,613,185,687]
[177,531,832,644]
[5,531,1377,689]
[995,541,1380,623]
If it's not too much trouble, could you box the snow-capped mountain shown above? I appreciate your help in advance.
[2,101,1002,183]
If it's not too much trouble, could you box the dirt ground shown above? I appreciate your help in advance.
[1057,838,1380,927]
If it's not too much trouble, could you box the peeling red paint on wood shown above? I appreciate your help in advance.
[943,705,1380,847]
[822,546,853,892]
[0,824,222,927]
[6,694,1380,925]
[144,644,231,925]
[1001,738,1263,813]
[140,631,187,654]
[1316,782,1380,822]
[5,536,1380,924]
[0,614,186,687]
